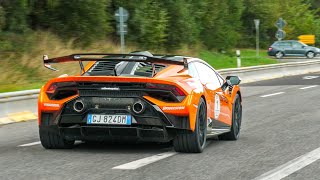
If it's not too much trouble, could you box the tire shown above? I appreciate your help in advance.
[173,98,207,153]
[218,94,242,140]
[306,51,315,59]
[39,128,75,149]
[275,51,284,59]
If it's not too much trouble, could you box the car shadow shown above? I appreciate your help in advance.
[69,140,174,154]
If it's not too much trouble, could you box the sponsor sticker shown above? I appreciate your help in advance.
[214,94,220,119]
[162,106,185,111]
[43,103,60,107]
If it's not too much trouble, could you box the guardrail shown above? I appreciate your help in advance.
[0,89,40,103]
[218,59,320,83]
[1,59,320,103]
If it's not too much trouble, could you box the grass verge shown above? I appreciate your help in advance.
[200,49,278,69]
[0,33,278,93]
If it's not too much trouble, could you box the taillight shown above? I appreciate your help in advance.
[46,82,78,100]
[173,87,185,96]
[46,83,58,94]
[146,83,186,102]
[268,47,273,51]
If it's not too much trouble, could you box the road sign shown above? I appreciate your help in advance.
[116,24,128,35]
[298,35,315,45]
[115,7,129,53]
[115,8,129,22]
[275,18,286,29]
[275,30,286,40]
[254,19,260,30]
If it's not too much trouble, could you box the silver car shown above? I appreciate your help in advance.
[268,40,320,59]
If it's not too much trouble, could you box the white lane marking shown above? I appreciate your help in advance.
[303,76,319,80]
[299,85,318,90]
[112,152,177,170]
[260,92,285,98]
[253,147,320,180]
[18,141,41,147]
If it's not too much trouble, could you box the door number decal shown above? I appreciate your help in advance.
[214,93,221,119]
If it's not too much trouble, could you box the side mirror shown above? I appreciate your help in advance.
[221,76,241,91]
[226,76,241,85]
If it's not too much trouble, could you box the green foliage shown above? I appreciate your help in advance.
[0,0,320,50]
[279,0,319,40]
[131,0,168,51]
[164,0,199,51]
[0,6,5,31]
[200,49,278,70]
[200,0,243,50]
[28,0,60,29]
[241,0,320,48]
[2,0,29,33]
[52,0,112,45]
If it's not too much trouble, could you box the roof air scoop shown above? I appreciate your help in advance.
[130,51,153,57]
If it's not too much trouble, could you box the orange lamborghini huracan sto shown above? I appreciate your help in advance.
[38,51,242,153]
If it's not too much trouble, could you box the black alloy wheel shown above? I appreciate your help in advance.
[218,94,242,140]
[173,98,207,153]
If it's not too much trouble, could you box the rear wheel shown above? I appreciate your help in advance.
[39,128,75,149]
[173,98,207,153]
[306,51,315,59]
[275,51,284,59]
[218,94,242,140]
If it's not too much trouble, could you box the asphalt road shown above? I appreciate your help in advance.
[0,72,319,180]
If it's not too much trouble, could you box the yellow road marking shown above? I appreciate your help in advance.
[0,117,15,124]
[8,111,37,122]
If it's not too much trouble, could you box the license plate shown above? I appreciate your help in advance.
[87,114,131,125]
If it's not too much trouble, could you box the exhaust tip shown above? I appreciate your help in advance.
[73,100,85,112]
[132,102,145,114]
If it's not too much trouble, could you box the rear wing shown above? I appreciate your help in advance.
[43,53,188,71]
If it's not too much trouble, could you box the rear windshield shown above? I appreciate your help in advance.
[84,61,167,77]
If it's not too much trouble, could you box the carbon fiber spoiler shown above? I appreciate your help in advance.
[43,53,188,71]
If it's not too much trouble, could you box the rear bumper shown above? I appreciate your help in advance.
[267,50,277,56]
[40,124,190,142]
[39,96,192,142]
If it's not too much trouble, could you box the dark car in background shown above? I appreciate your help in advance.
[268,40,320,59]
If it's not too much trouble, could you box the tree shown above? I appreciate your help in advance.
[164,0,200,51]
[2,0,29,33]
[28,0,60,30]
[241,0,320,47]
[0,6,5,31]
[131,0,168,51]
[52,0,112,45]
[200,0,243,50]
[279,0,319,40]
